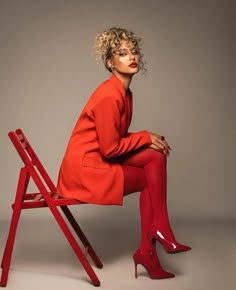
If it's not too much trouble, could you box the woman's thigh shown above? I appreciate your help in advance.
[121,165,147,196]
[121,148,165,168]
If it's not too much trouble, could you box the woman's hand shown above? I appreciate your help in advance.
[148,132,171,156]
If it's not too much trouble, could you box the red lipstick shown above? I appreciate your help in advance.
[129,62,138,68]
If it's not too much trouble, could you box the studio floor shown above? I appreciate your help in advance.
[0,214,235,290]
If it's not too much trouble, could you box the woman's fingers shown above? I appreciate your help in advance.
[149,132,171,156]
[149,143,170,156]
[154,136,168,150]
[157,136,171,151]
[163,139,171,150]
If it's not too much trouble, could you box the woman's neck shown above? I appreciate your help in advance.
[113,72,133,91]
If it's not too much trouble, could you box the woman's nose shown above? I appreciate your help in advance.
[130,53,135,60]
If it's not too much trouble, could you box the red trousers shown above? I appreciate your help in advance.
[120,148,172,251]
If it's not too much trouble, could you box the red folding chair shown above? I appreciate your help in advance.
[0,128,103,287]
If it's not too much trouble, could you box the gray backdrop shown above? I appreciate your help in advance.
[0,0,235,222]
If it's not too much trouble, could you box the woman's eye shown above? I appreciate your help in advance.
[119,52,127,56]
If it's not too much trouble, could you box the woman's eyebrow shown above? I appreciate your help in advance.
[119,48,128,52]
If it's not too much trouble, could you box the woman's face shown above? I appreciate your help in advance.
[108,40,140,76]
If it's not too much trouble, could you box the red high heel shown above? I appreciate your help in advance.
[133,246,175,279]
[149,224,191,253]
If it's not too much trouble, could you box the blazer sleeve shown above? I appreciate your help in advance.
[92,96,152,158]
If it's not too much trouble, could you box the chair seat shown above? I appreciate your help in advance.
[14,191,85,209]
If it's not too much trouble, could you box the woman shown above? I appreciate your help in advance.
[57,27,191,279]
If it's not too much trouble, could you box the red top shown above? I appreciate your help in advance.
[57,74,152,205]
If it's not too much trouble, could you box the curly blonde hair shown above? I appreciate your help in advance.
[93,27,146,72]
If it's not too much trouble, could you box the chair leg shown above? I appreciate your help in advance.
[0,169,28,287]
[0,208,22,287]
[49,205,101,286]
[60,206,103,269]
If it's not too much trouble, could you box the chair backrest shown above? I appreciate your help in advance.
[8,128,56,193]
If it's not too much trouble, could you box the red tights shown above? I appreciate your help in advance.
[120,148,173,252]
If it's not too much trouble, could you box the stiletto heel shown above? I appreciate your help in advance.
[149,224,191,253]
[134,261,138,278]
[133,248,175,279]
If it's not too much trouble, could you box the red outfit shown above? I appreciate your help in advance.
[57,74,151,205]
[57,73,190,278]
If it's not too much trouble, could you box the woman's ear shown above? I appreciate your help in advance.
[106,58,114,70]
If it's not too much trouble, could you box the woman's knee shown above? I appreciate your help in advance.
[144,148,167,165]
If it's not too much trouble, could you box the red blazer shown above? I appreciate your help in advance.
[57,74,151,205]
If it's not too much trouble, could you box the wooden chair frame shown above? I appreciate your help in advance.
[0,129,103,287]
